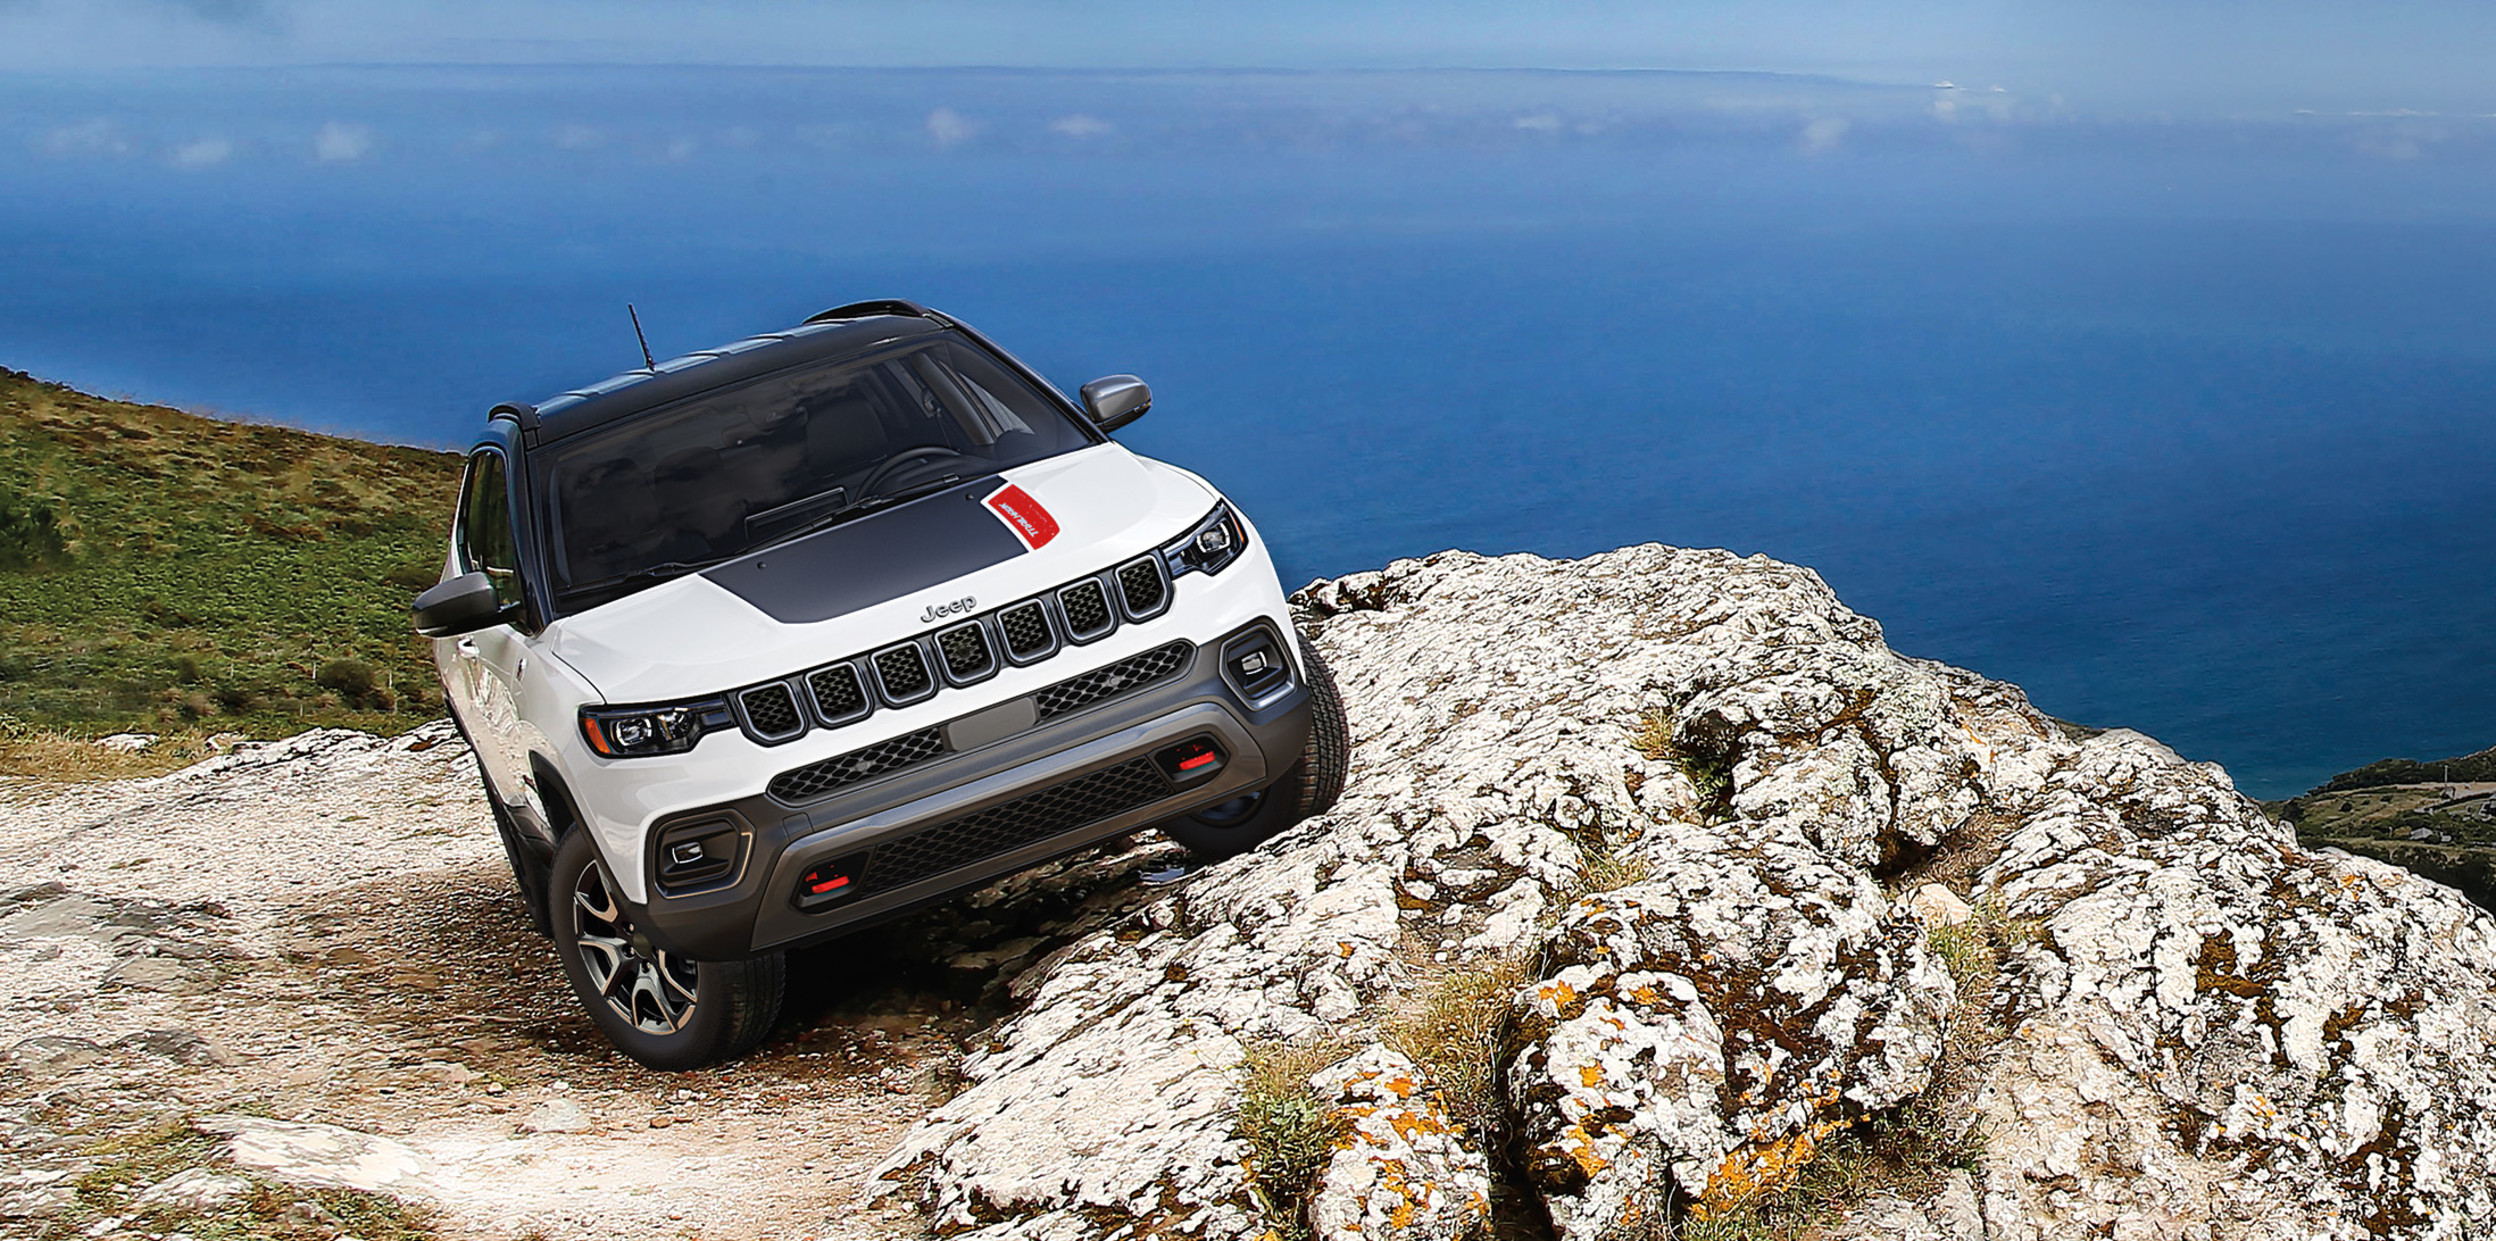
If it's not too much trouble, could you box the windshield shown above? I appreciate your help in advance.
[540,335,1092,610]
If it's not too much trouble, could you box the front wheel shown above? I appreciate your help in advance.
[550,829,785,1071]
[1157,637,1350,860]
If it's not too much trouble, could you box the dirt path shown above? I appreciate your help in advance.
[0,723,1189,1240]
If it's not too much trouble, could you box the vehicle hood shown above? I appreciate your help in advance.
[543,444,1218,704]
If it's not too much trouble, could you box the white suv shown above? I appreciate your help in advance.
[413,300,1346,1069]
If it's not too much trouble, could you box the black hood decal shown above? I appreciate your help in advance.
[703,475,1023,624]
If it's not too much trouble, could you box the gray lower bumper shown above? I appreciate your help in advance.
[621,628,1312,959]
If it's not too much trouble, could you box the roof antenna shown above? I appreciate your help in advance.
[627,303,658,372]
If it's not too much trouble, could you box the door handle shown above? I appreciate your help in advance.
[456,638,481,657]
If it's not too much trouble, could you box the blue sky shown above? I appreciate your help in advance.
[4,0,2493,115]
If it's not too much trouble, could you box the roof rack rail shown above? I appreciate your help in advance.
[804,299,951,326]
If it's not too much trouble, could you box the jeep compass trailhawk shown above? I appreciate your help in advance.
[412,300,1347,1069]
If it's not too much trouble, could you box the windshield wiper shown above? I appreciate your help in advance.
[560,560,711,599]
[748,475,964,553]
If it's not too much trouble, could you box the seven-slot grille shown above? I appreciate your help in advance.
[722,533,1224,747]
[1059,580,1114,640]
[739,684,804,739]
[1035,642,1192,721]
[1116,557,1169,618]
[849,756,1172,896]
[768,726,945,802]
[937,623,995,681]
[998,600,1053,661]
[873,644,935,702]
[768,642,1196,804]
[807,664,869,722]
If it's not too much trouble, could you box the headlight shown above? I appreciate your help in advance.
[1166,502,1248,577]
[580,698,727,758]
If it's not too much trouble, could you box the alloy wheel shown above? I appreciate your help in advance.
[570,859,700,1034]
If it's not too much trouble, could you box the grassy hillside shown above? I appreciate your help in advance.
[0,368,461,753]
[2275,770,2496,912]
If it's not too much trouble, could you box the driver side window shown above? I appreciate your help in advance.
[456,450,522,607]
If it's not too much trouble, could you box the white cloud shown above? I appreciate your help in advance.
[1512,112,1563,133]
[312,120,373,163]
[552,124,603,150]
[925,106,976,147]
[1798,116,1850,154]
[169,136,232,168]
[660,136,698,161]
[1048,113,1111,138]
[720,126,759,148]
[41,117,129,157]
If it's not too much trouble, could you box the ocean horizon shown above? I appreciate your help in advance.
[5,65,2492,798]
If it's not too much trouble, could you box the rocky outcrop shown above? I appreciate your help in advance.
[877,545,2496,1239]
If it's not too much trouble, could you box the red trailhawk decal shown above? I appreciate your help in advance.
[983,483,1060,550]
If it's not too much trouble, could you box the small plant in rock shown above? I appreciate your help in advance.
[1236,1035,1356,1240]
[1381,949,1537,1144]
[1630,709,1674,761]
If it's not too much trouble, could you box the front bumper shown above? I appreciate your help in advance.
[616,628,1313,959]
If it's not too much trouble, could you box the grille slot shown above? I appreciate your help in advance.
[768,726,947,802]
[1116,557,1170,619]
[1058,579,1115,642]
[855,757,1171,895]
[1034,642,1193,721]
[806,663,870,724]
[936,622,996,683]
[998,600,1055,662]
[872,643,935,704]
[739,683,805,740]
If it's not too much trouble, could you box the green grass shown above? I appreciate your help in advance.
[0,367,460,750]
[42,1119,437,1241]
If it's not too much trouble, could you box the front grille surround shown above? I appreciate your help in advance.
[736,682,807,743]
[996,598,1059,665]
[1115,555,1172,621]
[1058,578,1117,643]
[805,662,873,726]
[721,533,1204,746]
[871,642,938,706]
[935,620,999,686]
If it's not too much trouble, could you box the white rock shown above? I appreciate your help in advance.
[1304,1046,1490,1241]
[518,1098,591,1134]
[200,1114,436,1199]
[94,733,157,753]
[1908,883,1974,927]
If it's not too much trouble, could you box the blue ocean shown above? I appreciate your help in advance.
[4,66,2491,798]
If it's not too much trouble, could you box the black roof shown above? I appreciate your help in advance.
[508,303,951,447]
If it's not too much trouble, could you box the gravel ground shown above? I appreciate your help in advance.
[0,722,1189,1240]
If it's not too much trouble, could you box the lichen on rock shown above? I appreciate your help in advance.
[877,545,2496,1240]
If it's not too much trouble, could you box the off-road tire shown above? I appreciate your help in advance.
[1159,637,1350,860]
[549,829,786,1071]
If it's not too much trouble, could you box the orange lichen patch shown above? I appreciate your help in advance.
[1579,1064,1607,1088]
[1539,978,1579,1010]
[1381,1073,1420,1100]
[1559,1126,1612,1180]
[1689,1116,1854,1219]
[1626,981,1664,1006]
[1387,1108,1458,1143]
[1338,941,1356,958]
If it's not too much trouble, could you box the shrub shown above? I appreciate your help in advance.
[0,497,69,569]
[314,659,378,705]
[1237,1035,1356,1240]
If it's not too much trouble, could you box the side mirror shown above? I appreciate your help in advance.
[412,571,513,638]
[1079,375,1152,433]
